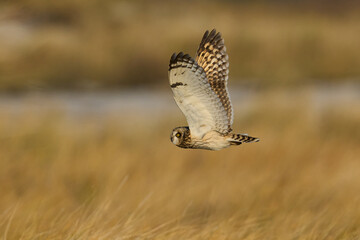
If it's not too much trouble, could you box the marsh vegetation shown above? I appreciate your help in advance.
[1,88,360,239]
[1,0,360,239]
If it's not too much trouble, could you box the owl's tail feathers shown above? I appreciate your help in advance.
[228,134,260,145]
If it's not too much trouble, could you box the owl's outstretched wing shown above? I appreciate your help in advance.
[196,29,233,132]
[169,52,229,139]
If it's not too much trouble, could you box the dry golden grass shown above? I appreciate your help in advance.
[0,90,359,239]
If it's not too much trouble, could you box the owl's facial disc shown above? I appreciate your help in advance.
[170,130,182,145]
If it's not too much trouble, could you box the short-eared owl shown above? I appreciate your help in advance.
[169,29,259,150]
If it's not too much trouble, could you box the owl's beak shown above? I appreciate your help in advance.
[170,135,174,143]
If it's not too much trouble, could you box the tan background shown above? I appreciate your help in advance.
[0,0,360,239]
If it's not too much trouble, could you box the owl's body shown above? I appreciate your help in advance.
[170,127,259,151]
[169,29,259,150]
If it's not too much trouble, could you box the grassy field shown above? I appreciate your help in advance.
[1,1,360,238]
[0,0,360,91]
[1,90,359,239]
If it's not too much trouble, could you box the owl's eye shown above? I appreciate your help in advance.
[175,132,181,138]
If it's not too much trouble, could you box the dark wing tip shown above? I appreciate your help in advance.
[201,30,210,43]
[170,52,185,64]
[170,53,177,63]
[177,52,184,58]
[198,29,224,53]
[209,29,217,38]
[214,31,222,43]
[169,52,195,70]
[183,53,191,59]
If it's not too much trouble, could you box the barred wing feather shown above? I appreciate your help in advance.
[196,29,233,132]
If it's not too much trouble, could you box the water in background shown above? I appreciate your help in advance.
[0,84,358,124]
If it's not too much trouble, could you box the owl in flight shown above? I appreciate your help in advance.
[169,29,259,150]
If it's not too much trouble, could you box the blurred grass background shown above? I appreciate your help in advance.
[0,0,360,239]
[0,91,359,239]
[0,0,359,91]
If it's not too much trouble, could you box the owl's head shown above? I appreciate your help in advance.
[170,126,190,147]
